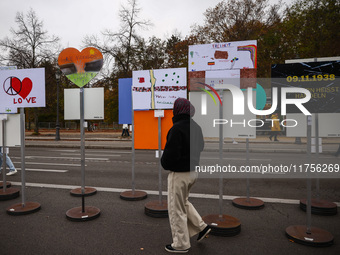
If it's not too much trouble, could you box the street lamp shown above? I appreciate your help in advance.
[55,69,61,141]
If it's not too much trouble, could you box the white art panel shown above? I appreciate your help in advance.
[0,114,21,147]
[132,68,187,110]
[190,90,256,139]
[286,113,340,137]
[64,88,104,120]
[0,68,45,108]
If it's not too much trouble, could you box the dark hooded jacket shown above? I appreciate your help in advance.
[161,113,204,172]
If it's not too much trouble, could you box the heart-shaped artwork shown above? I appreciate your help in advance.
[11,77,33,99]
[58,47,103,87]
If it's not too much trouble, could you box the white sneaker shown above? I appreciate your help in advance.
[7,169,17,176]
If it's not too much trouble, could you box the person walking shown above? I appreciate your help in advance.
[161,98,211,253]
[121,124,130,137]
[335,144,340,157]
[269,112,281,142]
[0,147,17,176]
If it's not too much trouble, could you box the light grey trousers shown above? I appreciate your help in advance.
[167,171,207,250]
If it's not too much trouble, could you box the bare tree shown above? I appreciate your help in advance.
[0,8,60,134]
[0,8,60,68]
[84,0,152,77]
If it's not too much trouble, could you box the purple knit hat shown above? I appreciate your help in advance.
[173,98,195,117]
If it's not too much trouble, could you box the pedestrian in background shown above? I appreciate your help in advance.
[335,144,340,157]
[161,98,211,253]
[121,124,130,137]
[269,112,280,142]
[0,147,17,176]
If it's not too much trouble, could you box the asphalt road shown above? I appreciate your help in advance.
[1,146,340,255]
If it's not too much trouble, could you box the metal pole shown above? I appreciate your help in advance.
[306,115,312,234]
[55,76,60,141]
[80,88,85,213]
[20,108,26,206]
[219,90,223,217]
[246,138,250,201]
[2,119,7,192]
[131,110,135,193]
[158,116,162,204]
[315,113,320,200]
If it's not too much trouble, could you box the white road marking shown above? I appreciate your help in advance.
[9,182,340,207]
[201,157,271,161]
[25,156,109,161]
[49,149,131,154]
[13,162,81,167]
[17,168,68,173]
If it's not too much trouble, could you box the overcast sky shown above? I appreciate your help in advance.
[0,0,293,50]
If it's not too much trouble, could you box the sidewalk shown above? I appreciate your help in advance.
[1,185,339,255]
[24,130,340,154]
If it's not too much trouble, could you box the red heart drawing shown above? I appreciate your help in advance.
[12,77,33,99]
[20,78,33,99]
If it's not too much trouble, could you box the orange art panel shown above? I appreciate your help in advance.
[134,110,173,150]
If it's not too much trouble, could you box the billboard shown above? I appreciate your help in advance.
[271,61,340,113]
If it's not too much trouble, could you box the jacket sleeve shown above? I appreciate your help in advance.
[161,127,183,170]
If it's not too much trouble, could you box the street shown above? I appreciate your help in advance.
[1,146,340,255]
[5,147,340,201]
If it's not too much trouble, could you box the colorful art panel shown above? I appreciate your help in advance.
[58,47,103,87]
[189,40,257,72]
[132,68,187,110]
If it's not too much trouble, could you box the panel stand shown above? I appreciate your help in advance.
[0,117,20,201]
[286,116,333,246]
[66,87,100,221]
[120,108,147,201]
[70,187,97,197]
[299,114,337,215]
[299,198,337,216]
[232,139,264,210]
[203,90,241,236]
[0,182,11,189]
[145,115,168,218]
[7,109,41,215]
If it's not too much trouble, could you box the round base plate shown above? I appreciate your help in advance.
[6,202,41,215]
[202,214,241,237]
[232,197,264,210]
[0,181,11,189]
[70,187,97,197]
[120,190,147,201]
[0,187,20,201]
[66,206,101,221]
[300,198,337,215]
[286,225,334,247]
[145,200,168,218]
